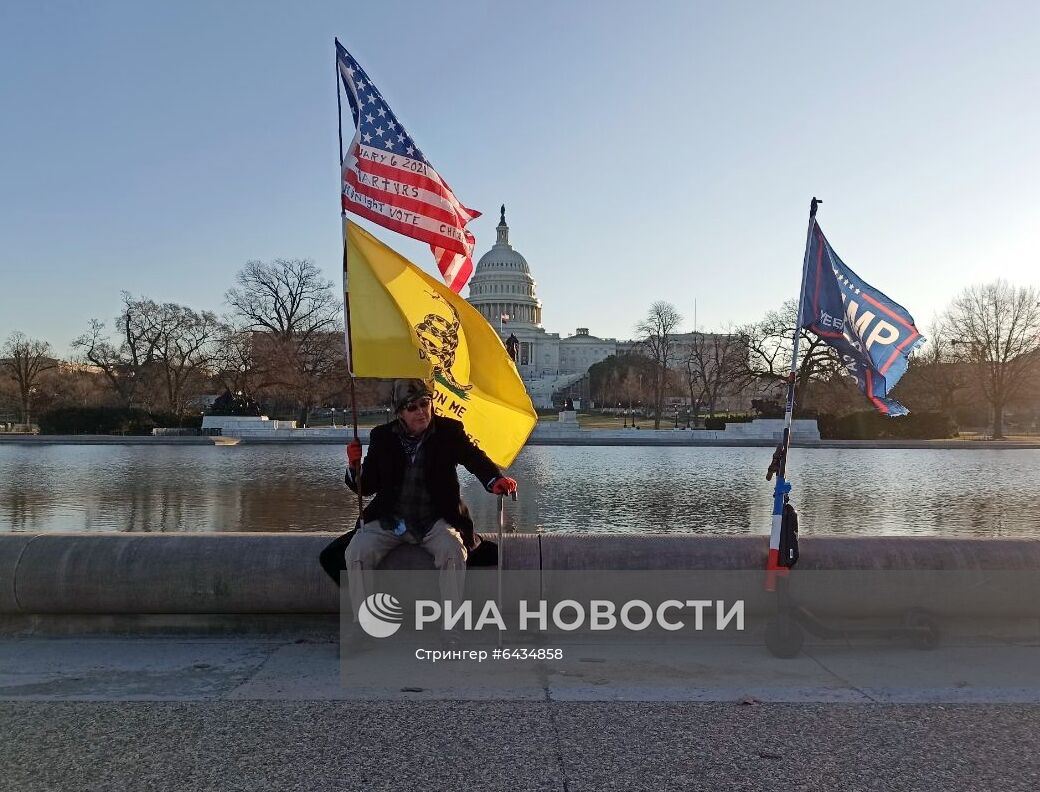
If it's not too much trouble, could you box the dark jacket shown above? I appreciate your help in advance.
[345,415,501,549]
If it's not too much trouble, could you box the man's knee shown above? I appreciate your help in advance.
[436,541,466,570]
[345,527,392,568]
[427,523,467,569]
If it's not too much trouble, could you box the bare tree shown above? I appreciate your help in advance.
[151,304,221,414]
[635,301,683,429]
[682,330,748,417]
[891,318,968,415]
[941,280,1040,438]
[73,293,167,408]
[1,332,58,426]
[226,259,340,343]
[73,318,131,405]
[212,321,259,395]
[737,299,841,398]
[226,259,343,423]
[620,370,647,418]
[73,294,222,414]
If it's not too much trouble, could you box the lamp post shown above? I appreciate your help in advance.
[674,405,679,429]
[949,339,977,354]
[331,407,336,428]
[637,372,644,429]
[24,386,38,429]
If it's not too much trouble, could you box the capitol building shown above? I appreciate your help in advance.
[467,206,617,407]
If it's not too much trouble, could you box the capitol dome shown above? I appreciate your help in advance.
[475,210,531,275]
[467,206,542,327]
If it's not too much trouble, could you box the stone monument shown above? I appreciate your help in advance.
[201,389,297,437]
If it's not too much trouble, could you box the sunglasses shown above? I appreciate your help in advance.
[403,396,433,413]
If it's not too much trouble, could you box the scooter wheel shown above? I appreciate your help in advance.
[765,617,804,658]
[903,608,940,650]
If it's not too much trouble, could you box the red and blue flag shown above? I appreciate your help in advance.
[336,40,480,293]
[799,222,924,416]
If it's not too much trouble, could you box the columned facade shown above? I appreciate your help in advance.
[467,206,560,380]
[467,205,618,404]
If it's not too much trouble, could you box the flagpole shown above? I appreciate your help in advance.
[781,196,820,472]
[337,39,364,515]
[766,196,820,584]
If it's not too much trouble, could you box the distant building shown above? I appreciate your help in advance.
[467,206,618,406]
[466,206,748,411]
[559,328,616,375]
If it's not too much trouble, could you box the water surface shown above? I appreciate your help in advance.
[1,445,1038,537]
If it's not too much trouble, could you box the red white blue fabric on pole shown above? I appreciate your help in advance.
[765,200,926,586]
[764,198,820,585]
[336,40,481,293]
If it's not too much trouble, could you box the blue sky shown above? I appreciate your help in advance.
[1,1,1038,355]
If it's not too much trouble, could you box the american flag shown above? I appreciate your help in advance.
[336,41,480,293]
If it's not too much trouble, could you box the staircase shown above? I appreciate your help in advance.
[523,371,586,409]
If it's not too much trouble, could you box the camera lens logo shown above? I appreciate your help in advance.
[358,593,404,638]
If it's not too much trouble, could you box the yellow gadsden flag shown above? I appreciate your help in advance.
[346,221,536,467]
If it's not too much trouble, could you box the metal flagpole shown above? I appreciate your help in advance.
[337,39,364,516]
[765,196,820,588]
[497,494,505,649]
[497,490,517,649]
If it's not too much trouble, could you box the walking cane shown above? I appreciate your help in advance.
[497,491,517,649]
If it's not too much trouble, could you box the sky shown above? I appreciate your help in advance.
[1,1,1038,357]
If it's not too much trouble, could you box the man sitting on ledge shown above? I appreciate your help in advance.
[345,379,517,639]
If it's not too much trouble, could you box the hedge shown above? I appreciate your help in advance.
[698,415,751,430]
[816,410,956,440]
[38,407,204,435]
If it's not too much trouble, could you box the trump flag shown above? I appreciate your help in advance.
[799,222,925,416]
[345,222,536,467]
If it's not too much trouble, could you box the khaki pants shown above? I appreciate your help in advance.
[345,519,467,621]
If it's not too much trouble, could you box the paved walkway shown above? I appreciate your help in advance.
[2,636,1039,703]
[4,699,1039,792]
[1,636,1039,790]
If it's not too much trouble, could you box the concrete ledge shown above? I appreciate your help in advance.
[539,534,1040,571]
[539,534,766,570]
[2,534,1040,630]
[10,534,338,614]
[794,536,1040,571]
[0,533,543,619]
[0,534,34,612]
[496,533,541,571]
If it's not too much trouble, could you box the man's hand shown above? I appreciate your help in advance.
[346,440,362,467]
[491,476,518,496]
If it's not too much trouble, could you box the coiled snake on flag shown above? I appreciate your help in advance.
[414,292,472,395]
